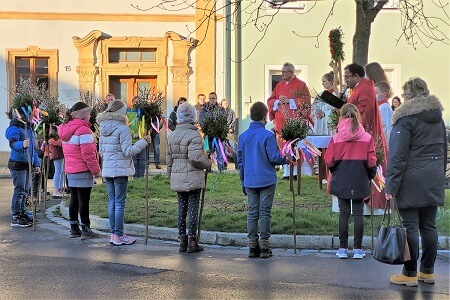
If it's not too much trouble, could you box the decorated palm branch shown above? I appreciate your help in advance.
[278,101,321,164]
[11,77,64,139]
[201,104,229,166]
[327,109,340,130]
[202,104,228,140]
[329,27,345,92]
[128,87,166,137]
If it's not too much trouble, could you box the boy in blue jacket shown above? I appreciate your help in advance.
[5,106,41,227]
[238,102,287,258]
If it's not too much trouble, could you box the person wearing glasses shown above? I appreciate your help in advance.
[344,63,387,210]
[267,62,311,179]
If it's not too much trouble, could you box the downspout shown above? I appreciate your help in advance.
[224,0,232,102]
[235,0,242,134]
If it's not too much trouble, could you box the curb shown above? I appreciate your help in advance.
[55,200,450,250]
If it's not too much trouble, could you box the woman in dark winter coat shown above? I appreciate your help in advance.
[385,77,446,287]
[325,103,377,260]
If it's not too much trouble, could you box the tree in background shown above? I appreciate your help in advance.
[133,0,449,65]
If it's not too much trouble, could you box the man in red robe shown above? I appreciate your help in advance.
[267,62,311,178]
[267,62,311,133]
[344,63,387,209]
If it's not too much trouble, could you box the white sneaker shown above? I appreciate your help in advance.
[353,249,366,259]
[52,189,64,198]
[112,234,136,246]
[336,248,348,259]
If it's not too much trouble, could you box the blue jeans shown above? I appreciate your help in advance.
[52,158,64,189]
[105,177,128,236]
[151,131,160,165]
[10,169,30,216]
[246,184,276,240]
[133,148,147,178]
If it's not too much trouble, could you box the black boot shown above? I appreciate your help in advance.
[187,236,204,253]
[259,239,272,258]
[69,222,82,238]
[81,225,99,240]
[248,239,260,258]
[179,235,188,252]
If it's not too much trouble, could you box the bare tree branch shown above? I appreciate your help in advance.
[292,0,339,48]
[132,0,449,62]
[397,0,449,49]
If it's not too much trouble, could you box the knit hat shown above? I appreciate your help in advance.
[70,102,92,119]
[106,100,127,116]
[177,102,196,124]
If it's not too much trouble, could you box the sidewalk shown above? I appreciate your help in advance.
[1,166,449,250]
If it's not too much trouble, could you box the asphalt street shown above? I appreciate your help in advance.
[0,178,449,300]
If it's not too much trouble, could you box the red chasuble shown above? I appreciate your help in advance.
[267,76,311,133]
[348,78,388,208]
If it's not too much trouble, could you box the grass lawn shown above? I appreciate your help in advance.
[90,173,450,236]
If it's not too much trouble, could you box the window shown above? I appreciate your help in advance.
[109,48,156,63]
[6,46,58,106]
[266,0,306,10]
[15,57,49,89]
[265,64,308,100]
[379,64,402,99]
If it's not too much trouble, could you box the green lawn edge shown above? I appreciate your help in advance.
[90,173,450,236]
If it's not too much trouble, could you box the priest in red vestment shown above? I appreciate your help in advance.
[267,62,311,178]
[267,63,311,133]
[344,63,388,209]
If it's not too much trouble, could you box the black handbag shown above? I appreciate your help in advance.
[373,198,411,265]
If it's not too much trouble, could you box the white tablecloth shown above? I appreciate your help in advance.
[304,135,332,148]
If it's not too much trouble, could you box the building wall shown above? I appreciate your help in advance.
[236,2,450,131]
[0,1,223,157]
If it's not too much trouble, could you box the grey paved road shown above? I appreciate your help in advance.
[0,178,448,299]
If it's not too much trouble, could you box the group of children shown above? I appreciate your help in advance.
[6,97,378,255]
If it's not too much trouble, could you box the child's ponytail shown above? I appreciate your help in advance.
[340,103,360,132]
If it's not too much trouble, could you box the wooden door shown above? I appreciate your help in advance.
[109,76,157,108]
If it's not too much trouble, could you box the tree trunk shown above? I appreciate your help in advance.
[353,4,371,66]
[352,0,387,66]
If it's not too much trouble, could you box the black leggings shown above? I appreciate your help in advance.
[338,198,364,249]
[69,187,92,226]
[177,189,201,236]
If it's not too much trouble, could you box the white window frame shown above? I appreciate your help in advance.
[381,0,401,9]
[379,63,402,100]
[265,64,308,101]
[265,0,306,12]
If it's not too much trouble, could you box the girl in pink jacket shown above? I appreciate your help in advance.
[58,102,101,239]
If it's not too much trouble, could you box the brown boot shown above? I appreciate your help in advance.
[179,235,188,252]
[187,236,204,253]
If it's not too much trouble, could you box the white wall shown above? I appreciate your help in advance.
[0,2,224,152]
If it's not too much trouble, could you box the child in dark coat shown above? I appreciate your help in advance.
[324,103,377,259]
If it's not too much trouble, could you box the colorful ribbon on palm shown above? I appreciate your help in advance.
[280,138,322,165]
[203,134,238,165]
[203,135,228,165]
[372,165,385,192]
[18,101,64,152]
[126,108,168,138]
